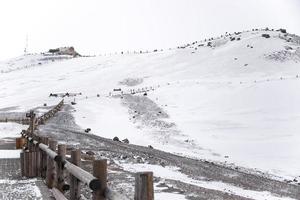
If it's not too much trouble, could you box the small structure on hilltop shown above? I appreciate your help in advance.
[48,46,80,57]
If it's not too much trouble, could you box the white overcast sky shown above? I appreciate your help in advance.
[0,0,299,60]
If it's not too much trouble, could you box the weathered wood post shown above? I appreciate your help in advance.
[40,117,45,125]
[46,140,57,188]
[20,151,25,176]
[28,111,36,137]
[16,137,26,149]
[20,131,26,177]
[134,172,154,200]
[70,149,81,200]
[22,150,37,178]
[28,151,37,177]
[34,117,38,131]
[25,111,36,151]
[92,159,107,200]
[24,150,30,177]
[28,139,34,152]
[56,144,66,192]
[40,137,49,178]
[34,136,41,177]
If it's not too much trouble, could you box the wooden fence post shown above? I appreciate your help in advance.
[20,151,25,176]
[46,140,57,188]
[23,150,37,178]
[39,137,44,177]
[26,132,33,152]
[40,137,49,178]
[29,111,36,137]
[70,149,81,200]
[56,144,66,192]
[34,136,41,178]
[134,172,154,200]
[34,118,38,130]
[24,151,30,177]
[28,151,37,178]
[28,140,34,152]
[16,137,26,149]
[40,117,45,125]
[92,159,107,200]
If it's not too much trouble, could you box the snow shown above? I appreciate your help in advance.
[0,122,26,139]
[0,29,299,180]
[73,97,145,143]
[155,192,187,200]
[0,150,21,159]
[0,179,42,199]
[121,163,296,200]
[148,78,300,178]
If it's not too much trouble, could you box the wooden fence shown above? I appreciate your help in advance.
[18,100,154,200]
[0,117,30,124]
[0,100,65,125]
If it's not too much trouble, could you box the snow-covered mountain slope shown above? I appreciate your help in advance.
[1,29,300,180]
[0,54,73,73]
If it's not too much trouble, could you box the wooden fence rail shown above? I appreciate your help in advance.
[0,117,30,124]
[18,99,154,200]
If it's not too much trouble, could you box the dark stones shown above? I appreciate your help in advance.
[113,137,120,142]
[262,34,270,38]
[122,138,129,144]
[86,150,95,156]
[84,128,91,133]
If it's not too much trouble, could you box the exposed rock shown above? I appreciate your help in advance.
[122,138,129,144]
[84,128,91,133]
[86,150,95,156]
[119,78,143,87]
[113,136,120,142]
[262,34,270,38]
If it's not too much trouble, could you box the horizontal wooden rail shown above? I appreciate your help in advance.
[0,118,30,124]
[23,133,102,191]
[19,100,153,200]
[36,100,64,125]
[52,188,68,200]
[39,143,59,161]
[64,160,101,190]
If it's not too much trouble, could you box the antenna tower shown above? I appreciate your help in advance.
[24,35,28,55]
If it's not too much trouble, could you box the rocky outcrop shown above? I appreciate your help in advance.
[48,46,80,57]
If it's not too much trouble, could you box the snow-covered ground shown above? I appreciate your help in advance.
[0,29,300,183]
[0,123,24,158]
[0,150,21,159]
[119,162,295,200]
[0,179,42,199]
[0,122,26,139]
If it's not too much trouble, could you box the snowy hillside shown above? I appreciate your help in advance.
[1,28,300,182]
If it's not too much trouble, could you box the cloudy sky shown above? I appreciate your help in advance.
[0,0,299,60]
